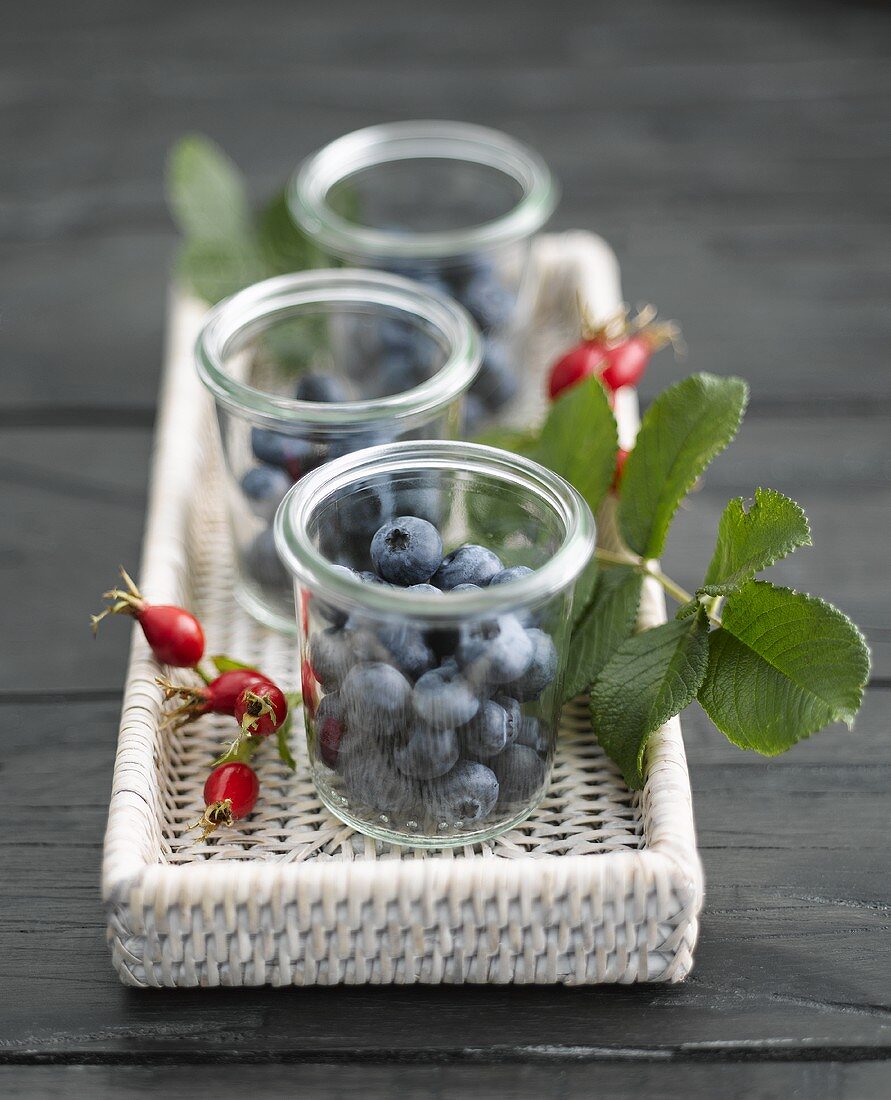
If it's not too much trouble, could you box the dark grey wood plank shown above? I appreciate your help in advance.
[1,0,889,408]
[0,1063,888,1100]
[0,689,886,1058]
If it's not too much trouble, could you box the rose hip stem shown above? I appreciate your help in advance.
[92,567,205,668]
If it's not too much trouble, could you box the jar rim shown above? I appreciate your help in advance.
[195,269,481,430]
[273,440,596,622]
[289,121,559,261]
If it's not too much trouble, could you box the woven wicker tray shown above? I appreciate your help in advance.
[102,232,703,987]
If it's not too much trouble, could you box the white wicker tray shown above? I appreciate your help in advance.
[102,232,703,987]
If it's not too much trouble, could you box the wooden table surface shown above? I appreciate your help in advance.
[2,1,889,1096]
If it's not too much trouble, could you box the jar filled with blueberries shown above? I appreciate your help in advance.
[274,440,595,847]
[289,121,558,432]
[196,269,481,631]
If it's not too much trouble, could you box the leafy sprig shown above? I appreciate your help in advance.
[505,371,870,789]
[166,135,319,303]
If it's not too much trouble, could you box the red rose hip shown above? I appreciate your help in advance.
[193,762,260,839]
[92,567,205,668]
[157,667,266,728]
[234,682,288,738]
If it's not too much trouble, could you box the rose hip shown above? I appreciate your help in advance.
[193,762,259,839]
[92,568,205,667]
[157,667,266,728]
[611,447,630,492]
[235,683,288,738]
[547,341,604,399]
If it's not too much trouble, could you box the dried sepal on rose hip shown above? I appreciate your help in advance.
[235,683,288,738]
[547,302,683,400]
[91,567,205,667]
[155,666,267,728]
[190,761,259,839]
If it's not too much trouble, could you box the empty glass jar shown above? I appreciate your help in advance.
[274,440,595,847]
[196,270,481,632]
[289,121,558,430]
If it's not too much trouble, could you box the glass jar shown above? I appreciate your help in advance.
[196,270,481,632]
[274,440,595,848]
[289,121,558,430]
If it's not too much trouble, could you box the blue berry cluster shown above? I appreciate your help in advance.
[385,255,519,432]
[307,515,557,835]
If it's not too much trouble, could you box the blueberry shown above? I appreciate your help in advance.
[394,724,460,779]
[407,583,442,596]
[505,629,558,699]
[294,371,350,403]
[243,529,290,591]
[413,663,479,729]
[471,339,518,411]
[392,484,443,527]
[240,465,292,522]
[340,662,411,737]
[516,715,548,755]
[460,699,511,759]
[368,622,436,681]
[369,351,427,397]
[340,743,418,814]
[428,760,499,825]
[432,544,503,589]
[347,482,396,537]
[489,566,534,588]
[352,570,386,585]
[455,614,533,686]
[371,516,443,585]
[309,628,353,691]
[251,428,315,479]
[491,693,522,746]
[315,691,346,769]
[327,430,394,462]
[460,270,514,331]
[491,744,547,804]
[377,315,418,354]
[451,583,483,594]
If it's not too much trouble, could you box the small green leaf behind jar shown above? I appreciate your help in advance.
[564,564,643,701]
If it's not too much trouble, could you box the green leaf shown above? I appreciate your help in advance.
[175,237,265,304]
[590,610,710,789]
[570,553,599,631]
[533,377,618,517]
[166,135,253,242]
[698,581,870,754]
[701,487,811,597]
[564,564,643,700]
[210,655,257,674]
[473,426,539,455]
[275,691,302,770]
[257,188,322,275]
[618,373,749,559]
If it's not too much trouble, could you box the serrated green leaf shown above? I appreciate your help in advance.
[533,376,618,517]
[210,655,257,674]
[257,188,322,275]
[564,564,643,700]
[618,373,749,559]
[175,237,265,304]
[167,135,253,242]
[591,610,710,789]
[698,580,870,754]
[701,487,811,597]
